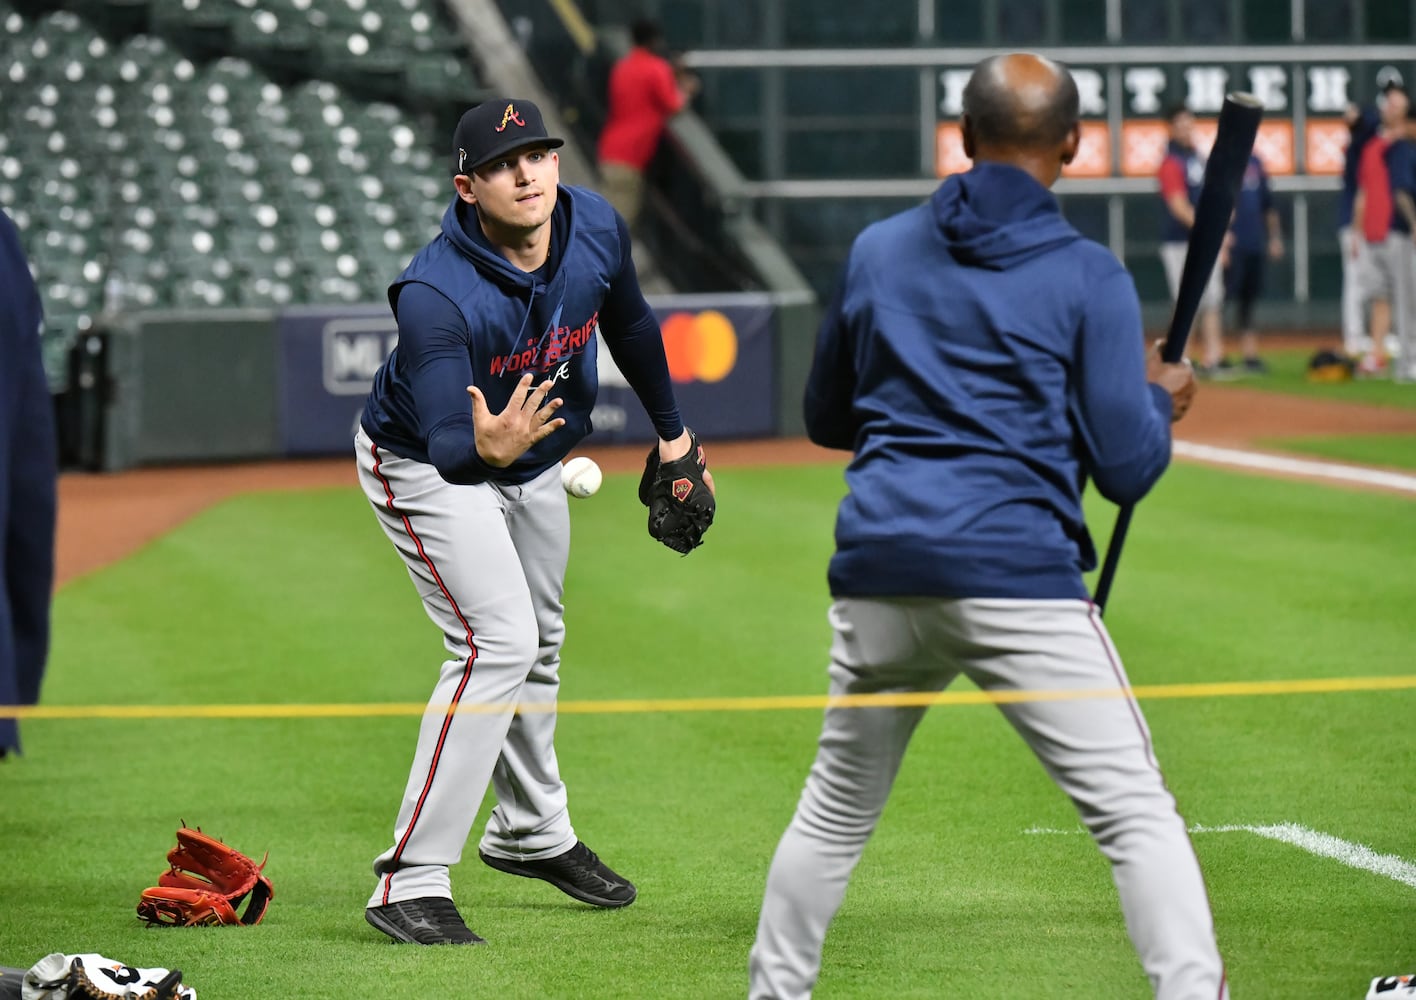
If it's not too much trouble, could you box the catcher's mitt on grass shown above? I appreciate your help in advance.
[136,825,272,928]
[638,427,714,554]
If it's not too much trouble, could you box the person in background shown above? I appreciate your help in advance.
[1223,154,1283,375]
[596,17,700,236]
[0,208,58,760]
[1158,103,1230,377]
[1386,103,1416,383]
[356,97,714,947]
[1351,86,1411,377]
[748,53,1221,1000]
[1339,102,1380,360]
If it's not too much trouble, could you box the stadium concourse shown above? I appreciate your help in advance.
[51,371,1416,588]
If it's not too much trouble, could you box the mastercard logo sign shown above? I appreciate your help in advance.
[660,310,738,383]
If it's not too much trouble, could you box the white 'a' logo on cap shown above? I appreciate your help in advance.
[458,147,467,171]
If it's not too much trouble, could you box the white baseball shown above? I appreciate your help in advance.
[561,456,602,498]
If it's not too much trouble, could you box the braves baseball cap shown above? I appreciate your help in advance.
[453,98,564,175]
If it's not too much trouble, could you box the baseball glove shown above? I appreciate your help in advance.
[135,825,273,928]
[21,954,192,1000]
[638,427,714,554]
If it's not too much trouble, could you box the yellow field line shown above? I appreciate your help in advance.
[3,674,1413,721]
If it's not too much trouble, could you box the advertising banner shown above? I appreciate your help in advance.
[277,305,398,457]
[590,296,776,445]
[276,296,778,456]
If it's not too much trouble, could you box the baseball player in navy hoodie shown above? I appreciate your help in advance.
[357,98,713,945]
[0,208,57,760]
[748,55,1223,999]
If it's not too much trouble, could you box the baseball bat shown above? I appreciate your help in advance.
[1093,92,1264,615]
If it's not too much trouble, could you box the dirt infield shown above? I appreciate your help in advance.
[53,385,1416,588]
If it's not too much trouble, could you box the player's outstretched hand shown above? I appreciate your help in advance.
[1146,341,1197,423]
[467,373,565,467]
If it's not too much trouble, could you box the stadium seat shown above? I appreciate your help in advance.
[66,0,149,36]
[230,5,314,73]
[150,0,235,57]
[0,0,488,375]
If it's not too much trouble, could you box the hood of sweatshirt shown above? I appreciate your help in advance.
[438,185,573,293]
[434,185,575,355]
[932,161,1082,270]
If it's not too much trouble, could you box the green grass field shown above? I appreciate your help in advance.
[2,461,1413,998]
[1213,347,1416,470]
[1236,348,1416,409]
[1255,433,1416,472]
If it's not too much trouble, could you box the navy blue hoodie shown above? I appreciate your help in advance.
[0,209,57,755]
[805,162,1173,600]
[362,184,682,484]
[1340,107,1380,230]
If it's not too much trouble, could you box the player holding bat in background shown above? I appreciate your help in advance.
[748,54,1224,999]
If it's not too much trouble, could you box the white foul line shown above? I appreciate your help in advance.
[1025,822,1416,889]
[1173,441,1416,495]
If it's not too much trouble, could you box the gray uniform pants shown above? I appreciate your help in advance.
[355,427,577,908]
[1392,236,1416,380]
[1339,227,1369,356]
[749,597,1226,1000]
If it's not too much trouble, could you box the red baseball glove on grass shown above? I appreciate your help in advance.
[136,825,273,927]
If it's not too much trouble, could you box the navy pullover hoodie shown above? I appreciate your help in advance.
[0,209,57,755]
[362,184,682,484]
[1339,107,1380,229]
[805,163,1173,600]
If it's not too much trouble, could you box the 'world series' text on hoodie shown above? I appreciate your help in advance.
[806,162,1174,601]
[361,184,683,484]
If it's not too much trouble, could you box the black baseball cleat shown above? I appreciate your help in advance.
[479,841,637,908]
[365,896,486,945]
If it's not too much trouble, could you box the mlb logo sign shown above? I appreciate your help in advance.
[322,318,399,395]
[1368,975,1416,999]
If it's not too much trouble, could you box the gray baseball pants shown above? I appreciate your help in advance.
[355,426,578,908]
[749,597,1226,1000]
[1339,227,1369,356]
[1392,236,1416,380]
[1161,241,1224,312]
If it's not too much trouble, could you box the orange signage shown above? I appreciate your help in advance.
[942,118,1320,178]
[1120,119,1296,177]
[1064,122,1112,178]
[935,121,1112,179]
[1251,121,1295,175]
[1120,120,1172,177]
[1305,118,1348,175]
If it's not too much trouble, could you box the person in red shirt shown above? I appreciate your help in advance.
[596,19,699,234]
[1350,86,1409,375]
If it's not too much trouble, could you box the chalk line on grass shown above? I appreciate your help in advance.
[1174,440,1416,494]
[1025,822,1416,889]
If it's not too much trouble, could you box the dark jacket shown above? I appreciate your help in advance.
[805,163,1173,600]
[0,209,58,755]
[1340,107,1380,229]
[362,185,681,484]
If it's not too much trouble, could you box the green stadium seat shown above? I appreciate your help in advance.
[66,0,150,35]
[0,0,487,338]
[230,6,314,72]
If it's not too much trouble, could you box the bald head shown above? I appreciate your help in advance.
[962,53,1080,151]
